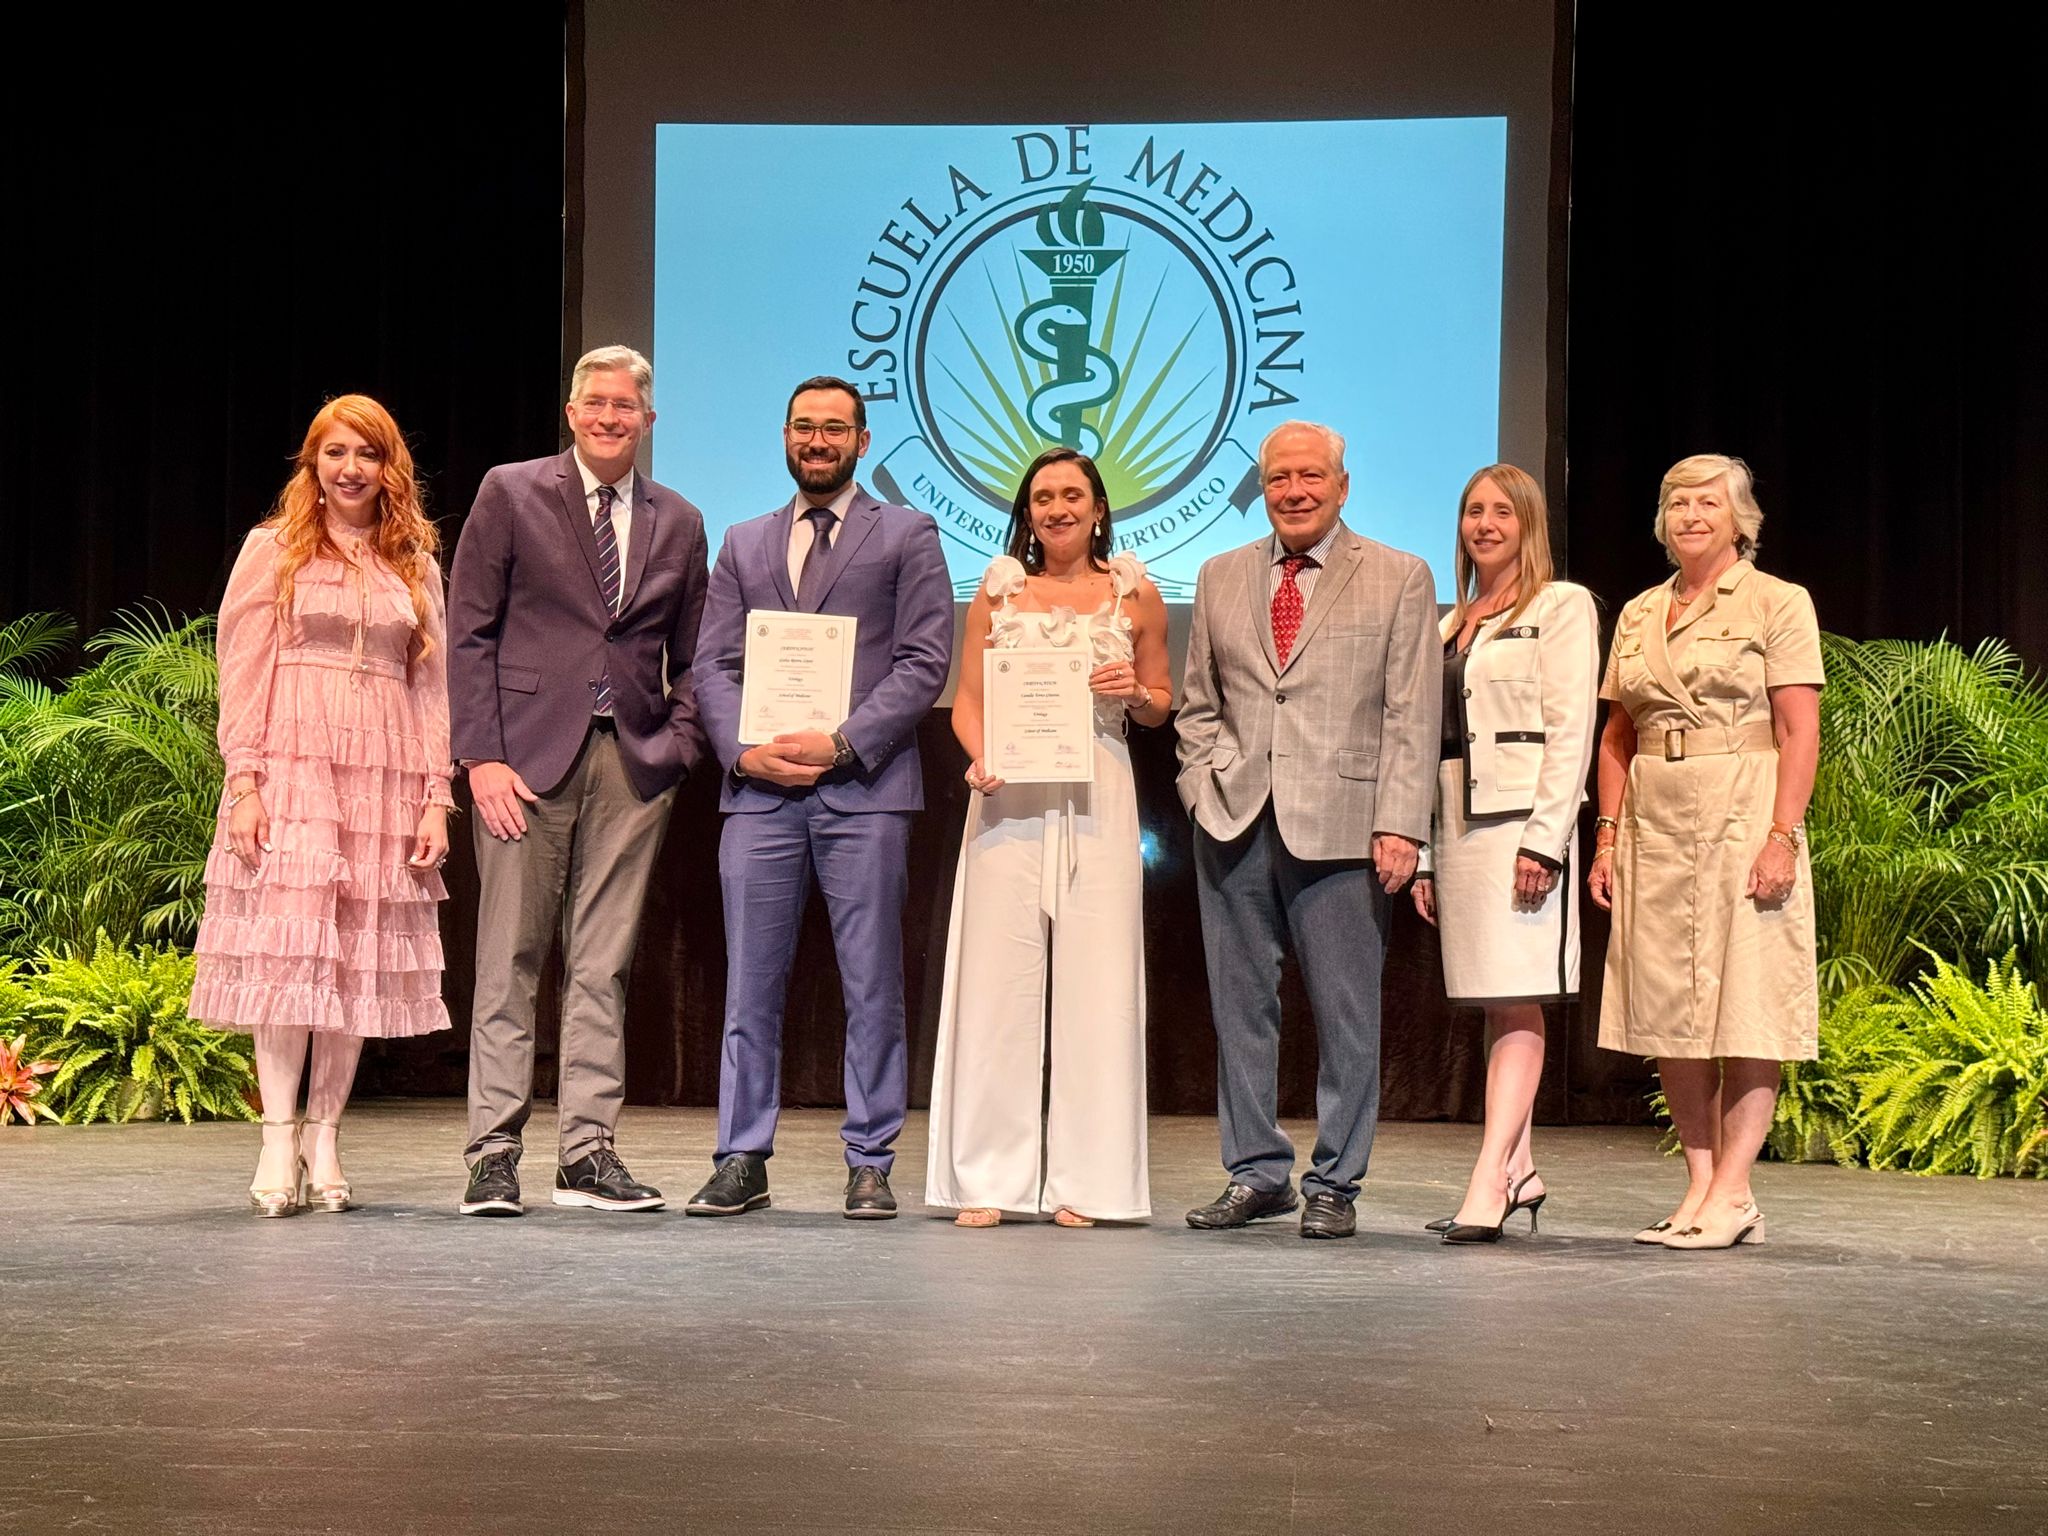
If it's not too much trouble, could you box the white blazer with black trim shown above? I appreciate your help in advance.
[1427,580,1600,866]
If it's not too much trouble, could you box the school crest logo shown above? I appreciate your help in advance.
[849,129,1309,597]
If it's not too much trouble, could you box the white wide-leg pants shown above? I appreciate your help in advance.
[925,732,1150,1219]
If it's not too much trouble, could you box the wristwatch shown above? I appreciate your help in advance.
[830,730,858,770]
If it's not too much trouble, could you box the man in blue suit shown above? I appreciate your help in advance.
[687,376,953,1220]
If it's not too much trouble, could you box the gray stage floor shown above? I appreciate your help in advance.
[3,1103,2044,1535]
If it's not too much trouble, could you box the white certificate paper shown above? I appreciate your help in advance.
[983,649,1095,785]
[738,610,856,744]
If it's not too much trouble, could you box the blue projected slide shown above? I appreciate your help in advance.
[654,120,1505,601]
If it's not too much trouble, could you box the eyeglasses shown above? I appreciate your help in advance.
[572,397,644,420]
[786,419,856,443]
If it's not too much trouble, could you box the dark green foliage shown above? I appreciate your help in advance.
[1810,634,2048,992]
[0,608,222,956]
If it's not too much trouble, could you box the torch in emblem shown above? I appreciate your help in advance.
[1017,180,1127,455]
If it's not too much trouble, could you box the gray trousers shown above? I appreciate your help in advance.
[465,727,675,1166]
[1193,804,1388,1202]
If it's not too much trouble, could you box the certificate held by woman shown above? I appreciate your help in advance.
[982,649,1096,784]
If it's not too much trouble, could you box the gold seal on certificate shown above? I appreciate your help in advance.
[983,649,1095,785]
[738,610,857,744]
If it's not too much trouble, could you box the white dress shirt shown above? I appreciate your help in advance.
[574,453,635,611]
[1267,520,1347,604]
[785,481,861,595]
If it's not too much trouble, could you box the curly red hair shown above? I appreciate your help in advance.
[263,395,440,654]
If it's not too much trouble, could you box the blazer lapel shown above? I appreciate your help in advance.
[1640,582,1704,725]
[555,455,611,609]
[615,476,657,614]
[764,502,801,610]
[1244,539,1281,675]
[1281,532,1363,676]
[803,491,880,612]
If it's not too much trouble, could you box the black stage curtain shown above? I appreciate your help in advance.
[5,10,568,639]
[12,7,2042,1125]
[1564,7,2048,673]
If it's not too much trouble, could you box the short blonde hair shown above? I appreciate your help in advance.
[570,345,654,413]
[1655,453,1763,564]
[1257,420,1347,478]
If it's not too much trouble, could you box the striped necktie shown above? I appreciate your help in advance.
[592,483,620,715]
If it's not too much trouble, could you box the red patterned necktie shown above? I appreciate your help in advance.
[1272,554,1310,667]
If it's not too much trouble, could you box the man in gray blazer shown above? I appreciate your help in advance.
[1176,420,1440,1238]
[447,345,708,1218]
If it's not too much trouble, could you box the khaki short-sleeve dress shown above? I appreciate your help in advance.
[1597,560,1823,1061]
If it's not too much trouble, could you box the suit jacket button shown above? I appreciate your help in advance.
[1275,691,1287,704]
[1468,778,1478,788]
[1466,731,1476,742]
[1461,687,1473,698]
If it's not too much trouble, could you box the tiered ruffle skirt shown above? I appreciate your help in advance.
[190,652,451,1038]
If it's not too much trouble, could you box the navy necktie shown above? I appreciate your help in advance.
[796,505,838,609]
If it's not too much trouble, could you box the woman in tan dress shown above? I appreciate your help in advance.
[1586,454,1822,1250]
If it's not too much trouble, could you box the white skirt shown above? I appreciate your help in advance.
[1433,759,1580,1005]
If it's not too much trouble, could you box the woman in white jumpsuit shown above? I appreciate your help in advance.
[925,448,1171,1226]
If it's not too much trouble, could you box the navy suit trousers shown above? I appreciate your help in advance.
[715,797,911,1170]
[1194,804,1388,1202]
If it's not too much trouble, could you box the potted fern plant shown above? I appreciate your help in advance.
[23,934,256,1124]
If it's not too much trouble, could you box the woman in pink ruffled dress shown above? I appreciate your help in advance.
[190,395,454,1216]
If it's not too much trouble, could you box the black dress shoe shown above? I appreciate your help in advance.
[843,1165,898,1220]
[1186,1181,1298,1229]
[553,1147,664,1211]
[685,1155,770,1216]
[1300,1191,1358,1239]
[458,1151,523,1217]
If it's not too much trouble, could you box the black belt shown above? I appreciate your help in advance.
[588,715,617,735]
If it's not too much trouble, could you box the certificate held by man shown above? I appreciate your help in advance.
[738,610,857,744]
[983,649,1095,785]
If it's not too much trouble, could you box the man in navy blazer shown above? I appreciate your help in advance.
[447,345,708,1218]
[685,375,953,1220]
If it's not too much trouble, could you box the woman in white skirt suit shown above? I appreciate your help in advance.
[1412,464,1598,1242]
[926,448,1171,1227]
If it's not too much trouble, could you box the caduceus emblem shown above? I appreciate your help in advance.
[1017,180,1127,455]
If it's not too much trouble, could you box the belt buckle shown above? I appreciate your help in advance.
[1663,728,1686,762]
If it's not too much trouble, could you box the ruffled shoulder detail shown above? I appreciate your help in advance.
[983,555,1028,600]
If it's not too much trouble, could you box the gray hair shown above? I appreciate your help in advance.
[1257,420,1347,478]
[1654,453,1764,564]
[569,345,654,413]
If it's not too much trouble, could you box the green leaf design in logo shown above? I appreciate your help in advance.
[932,207,1216,513]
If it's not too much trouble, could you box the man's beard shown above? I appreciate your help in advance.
[787,448,854,498]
